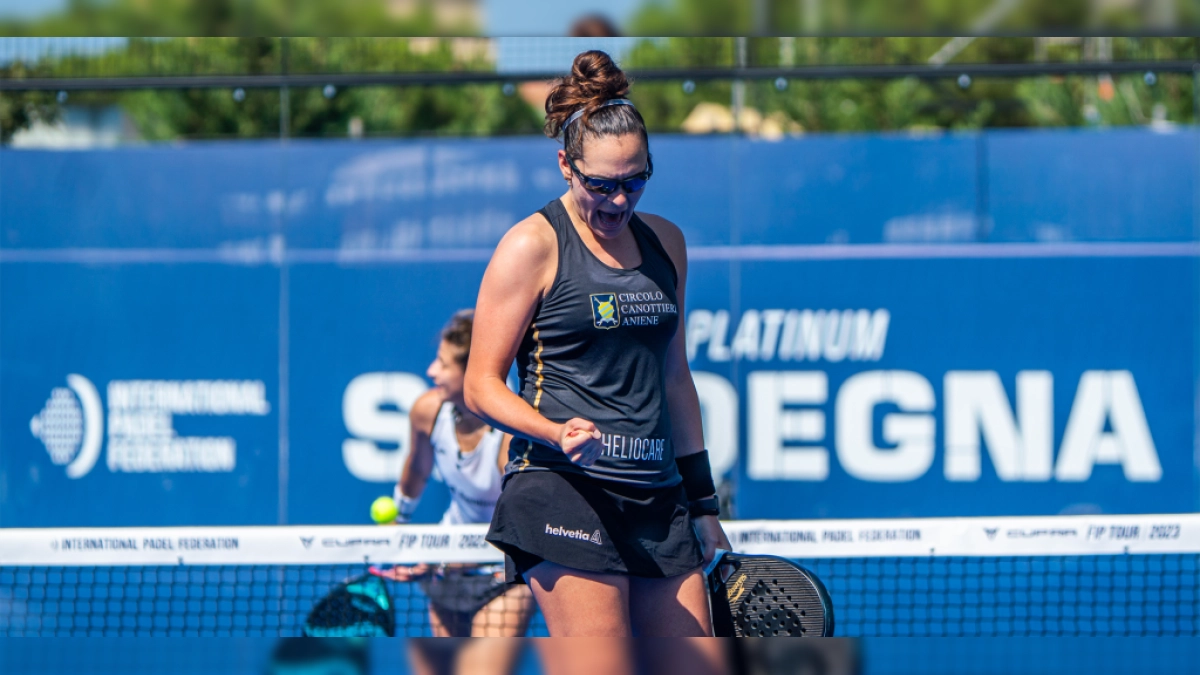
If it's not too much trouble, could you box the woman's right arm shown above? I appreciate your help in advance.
[465,216,604,466]
[396,390,439,515]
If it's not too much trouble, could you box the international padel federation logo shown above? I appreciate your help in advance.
[30,375,269,479]
[590,294,620,329]
[29,374,104,480]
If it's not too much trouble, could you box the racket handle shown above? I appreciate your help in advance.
[704,548,730,577]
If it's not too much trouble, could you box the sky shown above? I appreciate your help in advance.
[484,0,643,35]
[0,0,647,34]
[0,0,64,20]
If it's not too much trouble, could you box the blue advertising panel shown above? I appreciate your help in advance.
[636,137,736,246]
[986,128,1197,243]
[0,263,280,526]
[704,253,1196,518]
[1,129,1196,526]
[279,138,562,251]
[277,136,739,251]
[731,133,980,245]
[0,144,285,249]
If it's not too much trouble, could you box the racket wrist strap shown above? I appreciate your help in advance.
[394,485,420,523]
[675,450,717,501]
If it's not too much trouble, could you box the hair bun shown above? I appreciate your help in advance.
[569,51,629,101]
[544,50,631,140]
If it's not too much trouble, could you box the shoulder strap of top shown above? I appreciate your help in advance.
[429,401,452,444]
[630,214,679,288]
[537,199,584,265]
[537,199,571,238]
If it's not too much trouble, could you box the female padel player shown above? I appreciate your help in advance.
[376,309,536,642]
[465,49,732,651]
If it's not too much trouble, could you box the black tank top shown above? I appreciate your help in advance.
[507,198,682,488]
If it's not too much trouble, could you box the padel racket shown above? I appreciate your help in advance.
[302,572,395,637]
[707,550,834,637]
[368,563,432,582]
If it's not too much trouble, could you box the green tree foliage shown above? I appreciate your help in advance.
[622,36,1196,134]
[626,0,1198,34]
[3,38,542,141]
[0,1,488,141]
[0,34,1196,141]
[0,63,60,143]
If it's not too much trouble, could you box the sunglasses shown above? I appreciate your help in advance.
[566,154,654,195]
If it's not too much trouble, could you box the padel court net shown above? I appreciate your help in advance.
[2,514,1197,636]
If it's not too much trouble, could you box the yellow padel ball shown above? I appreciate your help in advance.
[370,496,398,524]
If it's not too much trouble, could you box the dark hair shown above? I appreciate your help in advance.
[441,309,474,367]
[569,14,620,37]
[543,50,648,160]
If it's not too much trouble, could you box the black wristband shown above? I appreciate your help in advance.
[675,450,717,501]
[688,496,720,518]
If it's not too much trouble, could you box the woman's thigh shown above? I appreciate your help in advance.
[471,584,536,637]
[524,562,640,675]
[628,568,713,637]
[627,572,726,675]
[523,560,632,637]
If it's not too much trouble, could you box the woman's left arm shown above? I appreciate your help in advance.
[640,213,732,564]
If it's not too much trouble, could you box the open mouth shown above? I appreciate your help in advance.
[596,209,625,229]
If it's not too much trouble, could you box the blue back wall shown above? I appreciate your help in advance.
[2,128,1195,525]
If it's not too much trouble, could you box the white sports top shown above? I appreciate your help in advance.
[430,402,504,525]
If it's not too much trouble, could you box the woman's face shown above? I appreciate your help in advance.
[426,340,466,400]
[559,133,649,240]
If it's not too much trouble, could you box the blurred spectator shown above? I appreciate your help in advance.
[568,14,620,37]
[519,13,621,112]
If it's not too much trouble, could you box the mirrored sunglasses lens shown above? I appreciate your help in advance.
[586,178,618,194]
[622,178,648,193]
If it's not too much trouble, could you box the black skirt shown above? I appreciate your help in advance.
[485,470,704,583]
[418,563,508,614]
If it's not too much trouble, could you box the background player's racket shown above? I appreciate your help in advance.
[706,550,834,637]
[302,572,395,637]
[368,563,431,582]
